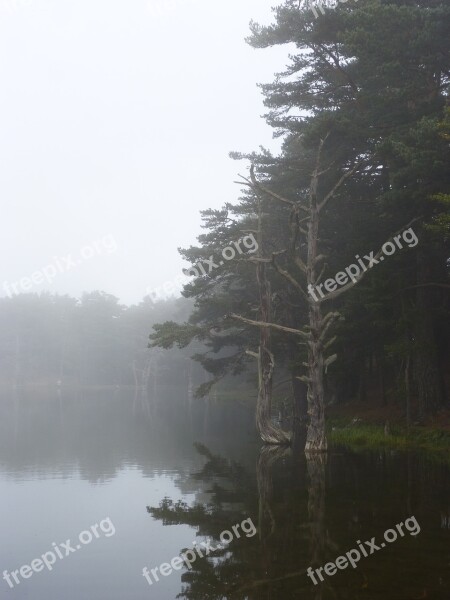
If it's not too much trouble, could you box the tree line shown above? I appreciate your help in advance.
[0,292,206,390]
[150,0,450,451]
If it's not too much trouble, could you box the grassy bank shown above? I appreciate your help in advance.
[329,421,450,461]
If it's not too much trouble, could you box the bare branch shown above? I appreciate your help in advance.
[314,261,328,286]
[324,354,337,373]
[324,335,337,350]
[271,254,308,300]
[314,254,327,265]
[248,257,272,264]
[318,312,341,346]
[230,313,309,339]
[294,256,308,274]
[318,159,365,212]
[249,165,309,212]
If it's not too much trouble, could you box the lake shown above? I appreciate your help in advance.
[0,387,449,599]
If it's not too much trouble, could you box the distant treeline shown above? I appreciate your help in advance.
[0,292,207,389]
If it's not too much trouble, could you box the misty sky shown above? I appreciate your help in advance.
[0,0,290,305]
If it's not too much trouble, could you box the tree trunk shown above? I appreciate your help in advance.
[240,150,364,452]
[291,373,307,452]
[288,304,308,451]
[256,260,291,445]
[305,203,328,452]
[306,299,328,451]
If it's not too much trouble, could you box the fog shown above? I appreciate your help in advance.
[0,0,286,304]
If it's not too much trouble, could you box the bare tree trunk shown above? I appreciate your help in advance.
[288,302,308,451]
[305,184,328,452]
[234,145,370,452]
[306,300,328,451]
[255,233,291,445]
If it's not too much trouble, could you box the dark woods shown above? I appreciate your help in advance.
[150,0,450,449]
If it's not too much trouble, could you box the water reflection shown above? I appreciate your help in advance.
[0,387,255,482]
[148,443,450,599]
[0,388,449,599]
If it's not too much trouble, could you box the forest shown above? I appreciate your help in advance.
[0,293,208,390]
[1,2,450,599]
[150,0,450,452]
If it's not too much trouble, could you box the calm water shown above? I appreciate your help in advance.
[0,388,449,599]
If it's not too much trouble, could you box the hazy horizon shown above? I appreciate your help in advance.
[0,0,288,305]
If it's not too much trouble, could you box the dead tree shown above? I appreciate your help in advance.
[232,136,417,451]
[244,194,291,445]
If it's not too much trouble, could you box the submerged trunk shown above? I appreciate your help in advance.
[256,260,291,445]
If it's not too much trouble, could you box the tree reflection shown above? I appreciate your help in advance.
[147,443,259,598]
[146,443,330,599]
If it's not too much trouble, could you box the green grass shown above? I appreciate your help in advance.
[329,422,450,462]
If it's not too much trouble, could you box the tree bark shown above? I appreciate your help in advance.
[306,299,328,451]
[305,190,328,451]
[288,303,308,451]
[255,259,291,445]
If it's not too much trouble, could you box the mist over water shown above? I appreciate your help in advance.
[0,388,448,599]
